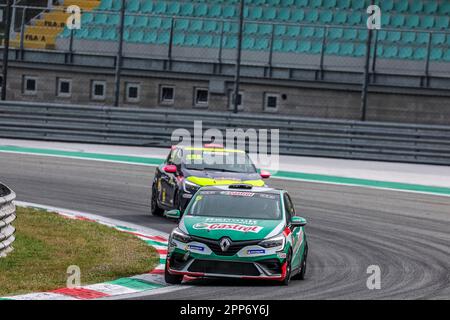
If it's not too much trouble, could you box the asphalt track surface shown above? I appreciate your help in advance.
[1,153,449,300]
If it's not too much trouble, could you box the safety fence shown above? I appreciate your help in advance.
[0,183,16,258]
[0,101,449,165]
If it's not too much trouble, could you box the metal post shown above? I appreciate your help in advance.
[167,17,174,70]
[266,24,275,78]
[360,27,373,121]
[233,0,245,114]
[423,32,432,87]
[318,26,327,80]
[113,0,126,107]
[1,0,12,101]
[19,7,26,60]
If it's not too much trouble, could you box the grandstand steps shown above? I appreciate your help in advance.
[9,0,101,49]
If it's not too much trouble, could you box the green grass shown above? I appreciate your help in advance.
[0,207,159,296]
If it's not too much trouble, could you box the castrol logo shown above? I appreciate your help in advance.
[193,223,263,233]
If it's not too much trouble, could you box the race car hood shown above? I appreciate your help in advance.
[180,215,284,241]
[183,169,265,187]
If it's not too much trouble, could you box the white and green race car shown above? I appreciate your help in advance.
[164,184,308,286]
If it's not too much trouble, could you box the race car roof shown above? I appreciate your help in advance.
[174,145,246,153]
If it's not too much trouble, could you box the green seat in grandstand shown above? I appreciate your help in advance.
[383,46,398,58]
[290,9,305,22]
[339,43,354,56]
[295,0,309,8]
[223,22,239,33]
[129,30,144,43]
[444,50,450,62]
[323,0,337,9]
[432,33,446,46]
[148,17,162,29]
[274,25,287,36]
[398,47,413,59]
[279,8,290,21]
[311,41,323,54]
[126,0,140,12]
[243,37,255,50]
[173,33,185,46]
[181,3,194,16]
[87,27,102,40]
[103,28,117,41]
[156,32,170,45]
[328,28,343,40]
[273,39,283,51]
[195,3,208,17]
[297,40,312,53]
[283,40,297,52]
[107,14,120,25]
[209,4,222,17]
[381,13,390,26]
[401,32,416,44]
[184,34,199,46]
[254,38,269,50]
[354,44,366,57]
[319,10,333,24]
[348,12,362,25]
[244,23,258,34]
[342,29,357,41]
[94,13,108,25]
[124,16,134,27]
[223,36,238,49]
[424,1,438,14]
[259,24,273,35]
[154,1,167,14]
[314,27,325,37]
[440,2,450,15]
[325,42,340,55]
[287,26,301,37]
[413,47,427,60]
[394,0,409,13]
[405,15,420,29]
[334,11,347,24]
[409,0,423,14]
[436,17,450,30]
[301,26,314,38]
[167,2,181,15]
[199,35,215,47]
[391,15,405,28]
[380,0,394,12]
[351,0,366,10]
[430,48,443,61]
[161,18,172,30]
[82,12,94,24]
[223,6,236,18]
[416,32,430,45]
[98,0,112,10]
[305,10,319,23]
[190,20,203,32]
[420,16,435,29]
[387,31,401,42]
[175,19,189,31]
[134,16,148,28]
[311,0,322,8]
[204,21,218,32]
[281,0,295,6]
[337,0,350,9]
[141,1,153,13]
[263,7,277,20]
[143,31,157,44]
[358,30,368,41]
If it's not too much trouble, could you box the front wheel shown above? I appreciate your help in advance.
[281,251,292,286]
[151,185,164,216]
[164,261,183,285]
[293,244,308,280]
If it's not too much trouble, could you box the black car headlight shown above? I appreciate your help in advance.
[182,179,200,194]
[171,228,191,243]
[258,234,285,251]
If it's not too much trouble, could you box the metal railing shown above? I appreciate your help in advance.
[0,183,16,258]
[0,100,449,165]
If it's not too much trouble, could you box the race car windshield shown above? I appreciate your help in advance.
[188,191,282,220]
[183,151,257,174]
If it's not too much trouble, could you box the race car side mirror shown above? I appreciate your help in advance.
[165,209,181,219]
[260,170,271,179]
[163,164,177,174]
[291,216,307,227]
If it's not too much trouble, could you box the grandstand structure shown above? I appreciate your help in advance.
[1,0,450,124]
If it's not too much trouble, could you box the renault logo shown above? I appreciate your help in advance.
[219,238,232,252]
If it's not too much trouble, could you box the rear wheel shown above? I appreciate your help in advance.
[151,185,164,216]
[164,260,183,285]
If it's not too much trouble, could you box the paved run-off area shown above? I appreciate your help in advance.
[0,141,449,299]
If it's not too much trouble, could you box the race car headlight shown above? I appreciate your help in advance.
[171,228,191,243]
[258,234,285,251]
[182,180,200,193]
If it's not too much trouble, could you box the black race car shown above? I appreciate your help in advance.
[151,144,271,216]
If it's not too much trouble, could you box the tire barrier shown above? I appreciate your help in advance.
[0,183,16,258]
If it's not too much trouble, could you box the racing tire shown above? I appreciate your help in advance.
[164,261,183,285]
[281,251,292,286]
[293,244,308,280]
[151,185,164,216]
